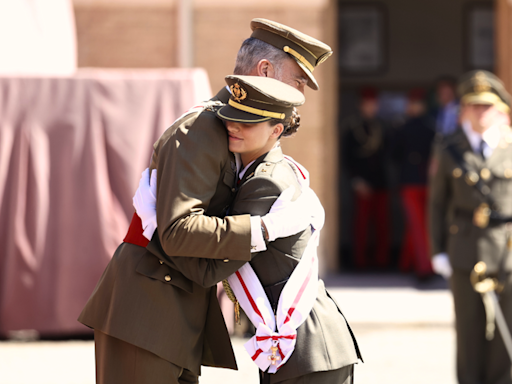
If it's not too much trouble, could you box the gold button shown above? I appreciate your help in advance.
[223,259,229,263]
[452,168,463,178]
[159,260,164,265]
[251,245,257,251]
[266,163,271,166]
[505,169,512,178]
[449,225,459,234]
[465,171,479,185]
[480,168,491,180]
[261,169,267,173]
[232,188,236,192]
[164,275,171,282]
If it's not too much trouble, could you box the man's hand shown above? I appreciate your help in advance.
[132,168,158,240]
[432,253,452,279]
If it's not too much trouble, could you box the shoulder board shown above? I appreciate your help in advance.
[254,161,277,177]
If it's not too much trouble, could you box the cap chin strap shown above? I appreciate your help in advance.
[228,99,285,120]
[283,46,315,73]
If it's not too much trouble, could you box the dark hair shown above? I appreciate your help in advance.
[268,107,301,138]
[233,38,291,76]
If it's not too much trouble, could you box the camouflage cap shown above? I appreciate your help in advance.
[458,70,511,114]
[250,18,333,91]
[217,75,305,123]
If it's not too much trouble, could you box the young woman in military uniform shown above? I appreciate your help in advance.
[211,75,361,383]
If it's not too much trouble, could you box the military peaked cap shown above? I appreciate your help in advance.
[458,70,511,114]
[250,18,333,91]
[217,75,305,123]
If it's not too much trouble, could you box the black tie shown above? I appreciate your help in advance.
[479,140,486,159]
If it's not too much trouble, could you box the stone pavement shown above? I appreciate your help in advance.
[0,273,457,384]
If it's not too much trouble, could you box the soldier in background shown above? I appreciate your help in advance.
[429,70,512,384]
[342,88,391,269]
[392,88,436,279]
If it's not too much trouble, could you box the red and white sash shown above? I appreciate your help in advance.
[226,230,319,373]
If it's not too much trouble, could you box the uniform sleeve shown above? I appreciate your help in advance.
[163,176,284,287]
[154,112,252,261]
[231,177,283,217]
[428,143,451,256]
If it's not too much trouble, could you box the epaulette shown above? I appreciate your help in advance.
[203,100,224,113]
[253,161,277,178]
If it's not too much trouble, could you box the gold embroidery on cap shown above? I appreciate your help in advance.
[474,71,491,93]
[230,83,247,102]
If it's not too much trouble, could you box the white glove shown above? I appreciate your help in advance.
[132,168,158,240]
[261,186,312,242]
[432,253,452,279]
[283,156,324,230]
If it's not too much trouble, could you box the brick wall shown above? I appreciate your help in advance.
[72,0,340,272]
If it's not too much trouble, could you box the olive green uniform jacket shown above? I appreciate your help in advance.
[429,127,512,273]
[79,88,253,375]
[171,146,362,383]
[429,127,512,384]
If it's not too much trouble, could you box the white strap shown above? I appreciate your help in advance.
[227,231,319,373]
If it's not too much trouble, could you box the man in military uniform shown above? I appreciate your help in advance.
[342,87,391,269]
[429,70,512,384]
[79,19,336,384]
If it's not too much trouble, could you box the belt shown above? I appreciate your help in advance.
[455,206,512,228]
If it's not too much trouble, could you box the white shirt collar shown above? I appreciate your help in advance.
[461,120,500,154]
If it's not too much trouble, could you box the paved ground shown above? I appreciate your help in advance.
[0,273,457,384]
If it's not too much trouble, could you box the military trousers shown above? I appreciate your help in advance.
[94,330,198,384]
[259,364,354,384]
[451,269,512,384]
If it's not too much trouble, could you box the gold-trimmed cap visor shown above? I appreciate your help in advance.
[217,75,305,123]
[458,70,511,114]
[462,92,510,114]
[250,18,333,91]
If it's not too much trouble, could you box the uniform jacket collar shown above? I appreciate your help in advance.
[212,87,231,103]
[452,125,509,170]
[239,146,284,185]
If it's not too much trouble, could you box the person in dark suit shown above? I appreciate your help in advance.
[392,88,436,278]
[342,88,391,269]
[429,70,512,384]
[79,19,334,384]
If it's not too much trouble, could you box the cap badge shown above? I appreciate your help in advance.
[474,71,491,93]
[230,83,247,102]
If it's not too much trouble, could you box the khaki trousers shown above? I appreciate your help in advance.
[94,330,198,384]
